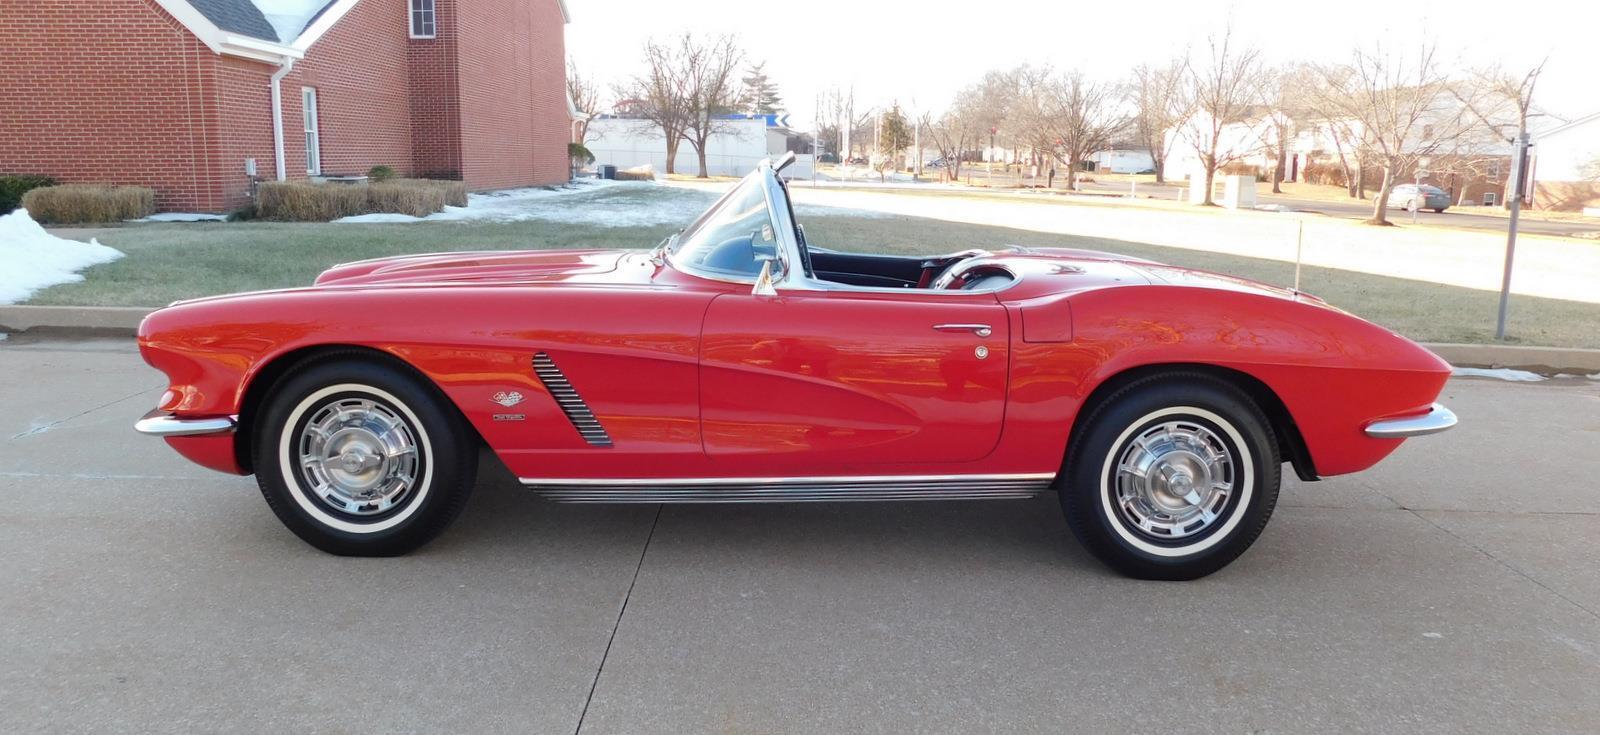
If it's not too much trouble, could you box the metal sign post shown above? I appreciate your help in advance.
[1495,132,1531,341]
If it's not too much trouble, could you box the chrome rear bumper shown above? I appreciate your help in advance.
[134,410,237,437]
[1364,403,1457,439]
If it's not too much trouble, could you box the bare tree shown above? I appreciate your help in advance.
[1312,41,1477,224]
[677,34,744,178]
[1172,25,1266,205]
[620,38,691,174]
[928,83,987,181]
[566,58,602,144]
[1260,65,1316,193]
[1044,71,1125,189]
[1453,59,1546,207]
[1130,58,1184,183]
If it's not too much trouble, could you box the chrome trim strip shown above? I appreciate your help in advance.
[1364,403,1458,439]
[134,411,238,437]
[520,472,1056,487]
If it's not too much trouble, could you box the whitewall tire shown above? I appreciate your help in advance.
[253,356,476,556]
[1062,373,1280,580]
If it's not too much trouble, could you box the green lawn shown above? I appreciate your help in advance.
[27,215,1600,349]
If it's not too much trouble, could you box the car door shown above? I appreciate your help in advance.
[698,289,1009,473]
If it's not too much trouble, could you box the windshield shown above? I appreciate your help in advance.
[668,172,784,282]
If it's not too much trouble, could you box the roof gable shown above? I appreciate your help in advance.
[186,0,279,41]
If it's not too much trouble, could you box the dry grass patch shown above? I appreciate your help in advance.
[21,184,155,224]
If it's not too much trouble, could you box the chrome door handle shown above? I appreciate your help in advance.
[933,323,992,337]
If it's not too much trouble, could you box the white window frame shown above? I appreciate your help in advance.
[1482,191,1497,207]
[302,87,321,175]
[409,0,436,38]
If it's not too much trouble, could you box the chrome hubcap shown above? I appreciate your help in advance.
[297,398,419,516]
[1114,420,1235,540]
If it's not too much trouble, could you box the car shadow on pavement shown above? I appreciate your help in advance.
[426,450,1106,575]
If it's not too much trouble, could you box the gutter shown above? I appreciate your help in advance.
[270,59,296,182]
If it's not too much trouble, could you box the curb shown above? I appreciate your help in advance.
[0,305,151,334]
[3,306,1597,374]
[1422,343,1600,374]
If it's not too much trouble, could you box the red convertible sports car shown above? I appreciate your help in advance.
[135,155,1455,579]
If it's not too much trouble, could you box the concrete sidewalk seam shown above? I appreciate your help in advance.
[573,504,662,735]
[1406,508,1600,624]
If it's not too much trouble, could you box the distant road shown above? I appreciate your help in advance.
[1071,179,1597,238]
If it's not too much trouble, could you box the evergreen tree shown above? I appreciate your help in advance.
[741,62,783,115]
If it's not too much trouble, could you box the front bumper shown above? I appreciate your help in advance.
[1364,403,1457,439]
[133,410,237,437]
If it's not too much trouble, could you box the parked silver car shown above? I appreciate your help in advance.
[1389,183,1451,213]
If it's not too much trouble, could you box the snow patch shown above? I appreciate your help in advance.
[1451,366,1545,382]
[134,212,228,223]
[331,178,887,227]
[0,209,124,304]
[252,0,329,43]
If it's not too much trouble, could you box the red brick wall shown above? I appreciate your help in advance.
[454,0,569,190]
[214,0,417,209]
[0,0,224,212]
[407,0,463,178]
[0,0,567,212]
[280,0,416,180]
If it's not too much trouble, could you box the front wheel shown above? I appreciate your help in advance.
[252,356,477,556]
[1061,374,1280,580]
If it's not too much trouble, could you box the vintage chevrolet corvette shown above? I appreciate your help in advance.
[135,155,1455,579]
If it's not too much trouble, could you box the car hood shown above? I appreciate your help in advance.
[313,249,634,287]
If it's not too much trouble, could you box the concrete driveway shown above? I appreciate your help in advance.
[3,338,1598,733]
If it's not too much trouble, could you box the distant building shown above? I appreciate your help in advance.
[1089,148,1156,174]
[0,0,573,212]
[586,115,815,178]
[1529,112,1600,213]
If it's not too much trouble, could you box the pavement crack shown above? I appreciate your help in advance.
[573,504,662,735]
[8,384,161,440]
[1406,508,1600,623]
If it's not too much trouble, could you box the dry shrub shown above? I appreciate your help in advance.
[20,184,155,224]
[615,170,654,181]
[367,180,448,217]
[257,179,466,221]
[257,181,369,221]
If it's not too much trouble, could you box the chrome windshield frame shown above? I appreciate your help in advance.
[665,163,795,287]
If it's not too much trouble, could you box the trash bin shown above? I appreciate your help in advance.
[599,165,617,180]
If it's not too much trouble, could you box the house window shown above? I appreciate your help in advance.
[1482,192,1497,207]
[302,88,321,175]
[409,0,436,38]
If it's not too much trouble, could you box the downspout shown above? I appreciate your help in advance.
[270,59,295,181]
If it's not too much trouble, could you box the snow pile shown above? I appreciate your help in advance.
[0,209,123,304]
[1450,366,1546,382]
[252,0,329,43]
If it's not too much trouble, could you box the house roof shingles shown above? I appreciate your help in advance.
[186,0,339,44]
[187,0,280,42]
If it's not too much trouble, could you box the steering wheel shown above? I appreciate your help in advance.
[917,249,988,288]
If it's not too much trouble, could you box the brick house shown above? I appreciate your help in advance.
[0,0,573,213]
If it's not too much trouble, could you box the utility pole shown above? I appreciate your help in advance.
[1495,132,1531,341]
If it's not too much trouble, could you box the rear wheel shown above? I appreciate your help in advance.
[252,357,476,556]
[1061,374,1280,580]
[1432,207,1445,214]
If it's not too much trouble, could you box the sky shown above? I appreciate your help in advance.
[565,0,1597,132]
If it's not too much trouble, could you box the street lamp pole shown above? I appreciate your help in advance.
[1495,132,1531,341]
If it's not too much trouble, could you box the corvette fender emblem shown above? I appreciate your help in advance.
[492,391,524,408]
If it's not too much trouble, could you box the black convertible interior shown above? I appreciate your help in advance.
[805,240,1015,291]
